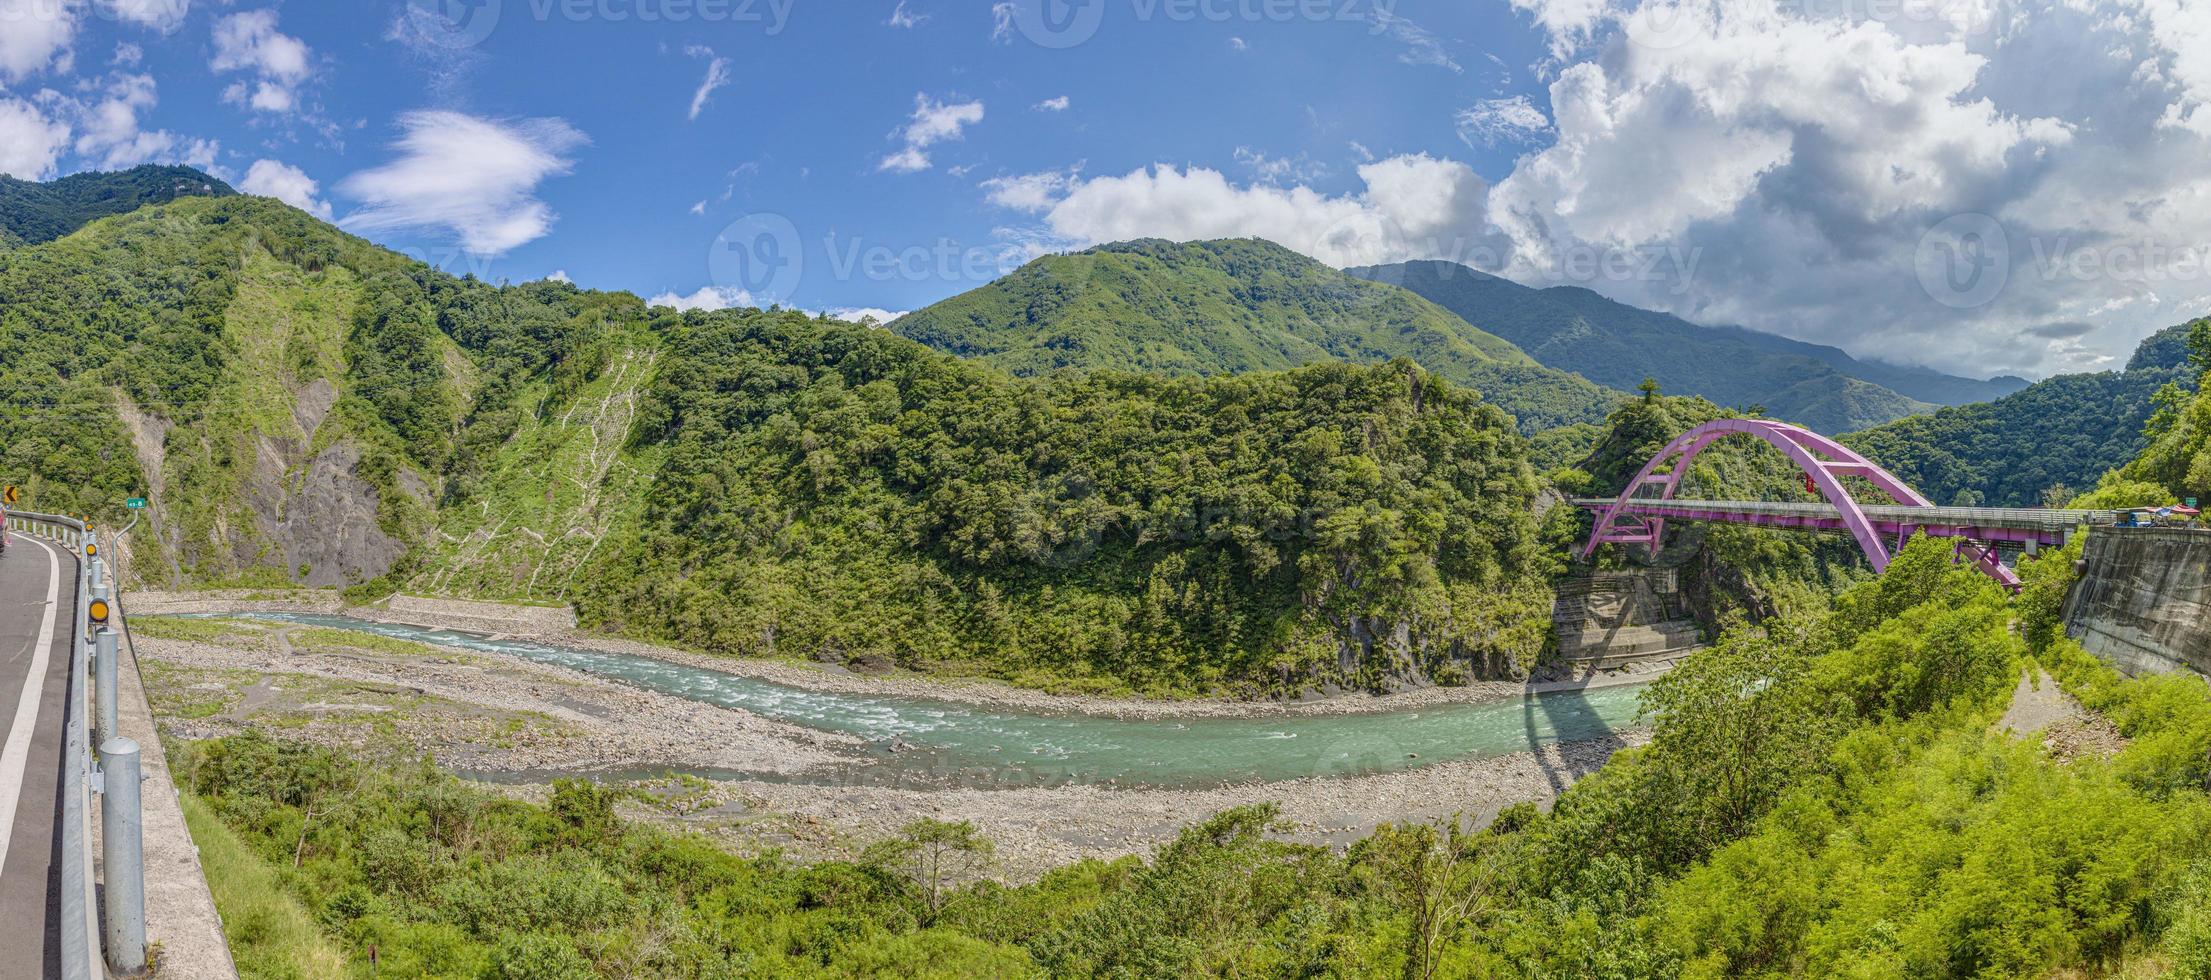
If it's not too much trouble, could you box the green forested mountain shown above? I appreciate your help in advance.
[0,196,1558,695]
[1346,260,2030,432]
[2060,318,2211,507]
[891,239,1621,432]
[0,165,233,246]
[1844,321,2201,507]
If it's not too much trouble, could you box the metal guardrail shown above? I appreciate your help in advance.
[1571,498,2119,534]
[4,511,144,977]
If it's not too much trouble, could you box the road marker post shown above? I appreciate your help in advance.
[94,629,118,747]
[99,736,147,976]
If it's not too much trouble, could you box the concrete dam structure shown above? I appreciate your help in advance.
[2064,528,2211,676]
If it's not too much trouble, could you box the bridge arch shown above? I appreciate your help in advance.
[1582,418,1938,576]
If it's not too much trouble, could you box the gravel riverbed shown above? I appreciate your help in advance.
[130,592,1665,878]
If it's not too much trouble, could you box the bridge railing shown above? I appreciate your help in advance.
[1573,498,2118,534]
[4,512,143,978]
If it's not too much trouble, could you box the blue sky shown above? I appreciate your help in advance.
[4,0,2211,378]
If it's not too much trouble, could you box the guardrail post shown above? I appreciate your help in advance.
[95,628,118,745]
[100,737,147,976]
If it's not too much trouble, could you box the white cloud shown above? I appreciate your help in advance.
[0,97,69,179]
[241,158,332,219]
[100,0,191,33]
[1372,10,1461,73]
[0,0,75,82]
[1455,95,1551,147]
[828,307,907,324]
[1034,95,1070,112]
[688,199,705,216]
[2127,0,2211,136]
[887,0,925,28]
[211,10,313,114]
[70,72,221,171]
[546,269,571,283]
[990,1,1014,41]
[879,93,983,173]
[1507,0,1608,58]
[982,169,1076,211]
[113,42,143,67]
[649,285,756,311]
[338,111,587,256]
[971,0,2211,377]
[1020,155,1496,268]
[1228,36,1248,51]
[687,52,731,121]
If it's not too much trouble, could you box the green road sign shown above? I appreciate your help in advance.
[126,498,147,510]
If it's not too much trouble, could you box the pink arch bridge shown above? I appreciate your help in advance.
[1576,419,2113,591]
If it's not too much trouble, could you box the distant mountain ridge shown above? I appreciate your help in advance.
[1843,321,2202,507]
[891,238,1622,432]
[0,165,234,247]
[1345,260,2029,433]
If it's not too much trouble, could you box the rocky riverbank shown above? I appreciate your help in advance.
[129,597,1664,880]
[125,590,1672,719]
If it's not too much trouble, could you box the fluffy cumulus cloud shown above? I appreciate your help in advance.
[240,159,332,218]
[0,98,69,179]
[879,94,984,173]
[71,72,219,171]
[211,10,313,113]
[1004,155,1497,269]
[339,111,587,256]
[0,0,76,82]
[827,307,908,325]
[989,0,2211,377]
[100,0,191,33]
[648,285,756,311]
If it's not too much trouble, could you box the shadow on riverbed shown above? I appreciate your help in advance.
[1523,677,1632,797]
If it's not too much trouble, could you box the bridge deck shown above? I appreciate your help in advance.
[1573,498,2116,538]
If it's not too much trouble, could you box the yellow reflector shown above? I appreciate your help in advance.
[89,599,110,623]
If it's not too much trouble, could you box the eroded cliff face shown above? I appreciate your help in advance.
[2064,528,2211,676]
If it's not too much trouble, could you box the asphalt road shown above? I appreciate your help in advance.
[0,527,76,979]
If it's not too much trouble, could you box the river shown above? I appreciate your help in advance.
[190,612,1652,790]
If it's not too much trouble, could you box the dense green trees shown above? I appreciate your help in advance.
[1846,321,2200,507]
[584,309,1556,695]
[2068,318,2211,508]
[0,164,233,245]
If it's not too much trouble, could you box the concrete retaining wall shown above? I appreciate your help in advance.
[2063,527,2211,676]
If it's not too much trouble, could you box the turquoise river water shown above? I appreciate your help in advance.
[191,613,1651,790]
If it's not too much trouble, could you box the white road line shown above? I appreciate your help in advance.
[0,529,61,877]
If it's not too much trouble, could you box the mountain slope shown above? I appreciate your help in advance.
[1346,260,2029,432]
[892,238,1620,432]
[0,197,1562,695]
[1843,321,2201,507]
[0,165,234,246]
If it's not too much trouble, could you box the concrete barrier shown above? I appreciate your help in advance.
[2063,527,2211,676]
